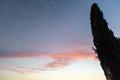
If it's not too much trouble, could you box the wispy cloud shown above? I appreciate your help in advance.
[0,52,95,58]
[0,65,47,74]
[0,52,44,58]
[0,52,96,74]
[44,53,96,69]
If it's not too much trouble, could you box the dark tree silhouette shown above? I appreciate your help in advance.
[90,3,120,80]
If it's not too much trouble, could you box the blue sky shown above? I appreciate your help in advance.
[1,0,120,53]
[0,0,120,80]
[0,0,92,53]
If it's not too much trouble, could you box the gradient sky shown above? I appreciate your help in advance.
[0,0,120,80]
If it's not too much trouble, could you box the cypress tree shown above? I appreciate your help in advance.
[90,3,120,80]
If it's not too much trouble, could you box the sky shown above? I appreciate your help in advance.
[0,0,120,80]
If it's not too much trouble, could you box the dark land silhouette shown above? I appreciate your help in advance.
[90,3,120,80]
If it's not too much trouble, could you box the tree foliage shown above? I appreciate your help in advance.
[90,3,120,80]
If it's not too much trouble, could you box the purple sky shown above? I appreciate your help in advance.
[0,0,120,54]
[0,0,120,80]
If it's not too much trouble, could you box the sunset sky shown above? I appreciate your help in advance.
[0,0,120,80]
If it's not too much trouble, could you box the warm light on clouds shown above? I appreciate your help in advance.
[44,53,96,69]
[0,0,114,80]
[0,52,96,74]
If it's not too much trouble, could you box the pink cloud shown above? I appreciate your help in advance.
[0,65,47,74]
[44,53,96,69]
[0,52,95,59]
[0,52,44,58]
[0,52,97,73]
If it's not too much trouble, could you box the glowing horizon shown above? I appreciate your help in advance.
[0,0,120,80]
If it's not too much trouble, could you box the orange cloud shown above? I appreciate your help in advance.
[0,52,95,59]
[44,53,96,69]
[0,52,97,73]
